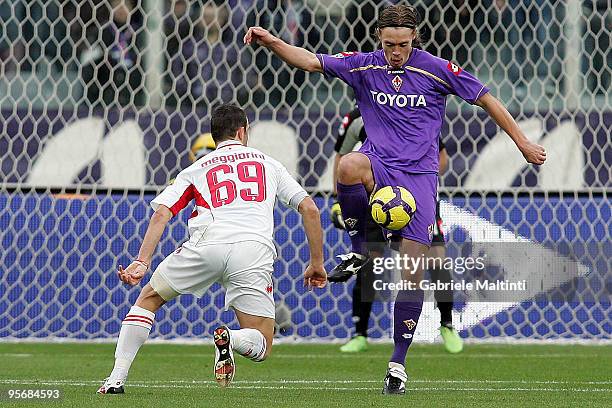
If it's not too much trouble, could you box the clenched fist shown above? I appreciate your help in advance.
[519,140,547,165]
[304,264,327,289]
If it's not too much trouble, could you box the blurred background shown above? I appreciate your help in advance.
[0,0,609,189]
[0,0,609,112]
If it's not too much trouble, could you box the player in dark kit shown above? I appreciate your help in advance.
[330,107,463,354]
[245,3,546,394]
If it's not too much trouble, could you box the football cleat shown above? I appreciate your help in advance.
[440,325,464,354]
[213,325,235,387]
[382,364,407,395]
[328,253,369,283]
[96,377,125,394]
[339,335,368,353]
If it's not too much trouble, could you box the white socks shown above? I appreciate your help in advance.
[110,306,155,381]
[109,306,266,382]
[230,328,267,362]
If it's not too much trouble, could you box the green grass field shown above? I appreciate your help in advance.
[1,342,610,407]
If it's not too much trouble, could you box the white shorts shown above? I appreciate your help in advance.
[150,239,275,319]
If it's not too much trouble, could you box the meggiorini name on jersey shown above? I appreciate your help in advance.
[370,90,427,108]
[202,151,266,166]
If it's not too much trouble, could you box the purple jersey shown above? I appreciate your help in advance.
[317,49,489,174]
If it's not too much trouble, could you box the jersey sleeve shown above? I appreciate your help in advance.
[275,165,308,211]
[316,52,360,87]
[439,61,490,104]
[151,170,194,216]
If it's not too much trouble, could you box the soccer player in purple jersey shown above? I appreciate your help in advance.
[245,4,546,394]
[330,106,463,355]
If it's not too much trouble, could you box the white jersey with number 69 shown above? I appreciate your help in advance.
[151,140,308,255]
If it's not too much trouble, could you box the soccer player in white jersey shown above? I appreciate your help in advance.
[97,104,327,394]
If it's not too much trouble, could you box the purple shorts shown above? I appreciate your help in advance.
[367,154,437,246]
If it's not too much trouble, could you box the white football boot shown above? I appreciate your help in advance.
[97,377,125,394]
[382,362,408,395]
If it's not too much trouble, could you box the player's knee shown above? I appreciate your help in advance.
[337,153,369,184]
[134,283,166,312]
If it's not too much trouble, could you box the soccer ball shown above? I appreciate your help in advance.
[370,186,417,230]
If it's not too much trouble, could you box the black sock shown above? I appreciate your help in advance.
[430,267,454,327]
[437,301,453,328]
[352,267,372,337]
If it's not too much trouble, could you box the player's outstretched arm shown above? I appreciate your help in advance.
[298,197,327,288]
[475,93,547,165]
[244,26,322,73]
[117,205,173,286]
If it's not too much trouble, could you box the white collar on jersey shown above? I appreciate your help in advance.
[216,140,244,149]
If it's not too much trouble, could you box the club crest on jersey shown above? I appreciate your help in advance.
[447,61,462,76]
[403,319,416,331]
[391,75,403,92]
[332,51,357,59]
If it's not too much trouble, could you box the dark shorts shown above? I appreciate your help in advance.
[367,154,437,247]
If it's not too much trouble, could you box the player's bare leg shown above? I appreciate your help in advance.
[213,308,275,387]
[97,283,169,394]
[330,152,376,281]
[383,238,428,395]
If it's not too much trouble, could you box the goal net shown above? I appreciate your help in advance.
[0,0,609,343]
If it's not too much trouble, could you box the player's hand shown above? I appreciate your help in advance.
[519,141,547,165]
[244,26,276,47]
[117,261,148,286]
[304,264,327,290]
[330,202,345,230]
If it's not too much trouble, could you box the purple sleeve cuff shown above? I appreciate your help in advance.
[316,54,328,78]
[473,85,490,103]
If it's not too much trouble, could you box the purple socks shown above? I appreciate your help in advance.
[390,288,424,366]
[337,182,425,366]
[336,182,369,255]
